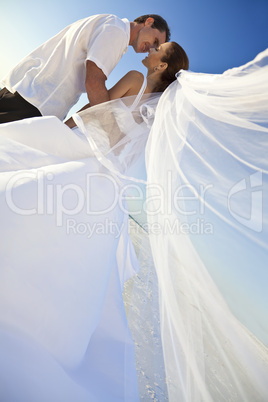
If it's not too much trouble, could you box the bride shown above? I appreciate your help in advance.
[0,42,188,401]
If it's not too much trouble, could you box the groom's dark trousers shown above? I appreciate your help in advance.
[0,87,42,123]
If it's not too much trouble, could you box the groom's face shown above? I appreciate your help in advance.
[132,18,166,53]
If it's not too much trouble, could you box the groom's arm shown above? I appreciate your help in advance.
[85,60,110,106]
[65,61,109,128]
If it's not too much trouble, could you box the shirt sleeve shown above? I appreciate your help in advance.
[86,23,128,78]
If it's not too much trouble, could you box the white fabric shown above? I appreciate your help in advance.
[1,49,268,402]
[72,83,161,184]
[145,48,268,401]
[1,14,130,120]
[0,86,159,400]
[0,122,140,401]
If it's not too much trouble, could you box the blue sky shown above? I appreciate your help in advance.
[1,0,268,116]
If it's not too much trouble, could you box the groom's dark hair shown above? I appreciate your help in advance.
[134,14,171,42]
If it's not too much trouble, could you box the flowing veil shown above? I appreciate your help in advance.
[0,48,268,401]
[139,48,268,400]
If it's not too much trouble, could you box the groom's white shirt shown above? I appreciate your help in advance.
[2,14,130,120]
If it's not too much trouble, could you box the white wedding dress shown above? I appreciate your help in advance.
[1,49,268,402]
[0,78,159,401]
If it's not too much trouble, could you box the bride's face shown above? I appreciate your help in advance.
[142,42,172,70]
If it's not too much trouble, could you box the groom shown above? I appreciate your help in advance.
[0,14,170,124]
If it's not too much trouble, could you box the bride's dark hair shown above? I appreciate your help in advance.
[153,42,189,93]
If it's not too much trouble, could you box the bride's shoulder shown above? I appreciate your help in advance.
[108,71,145,100]
[126,70,144,84]
[126,70,144,80]
[123,71,145,96]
